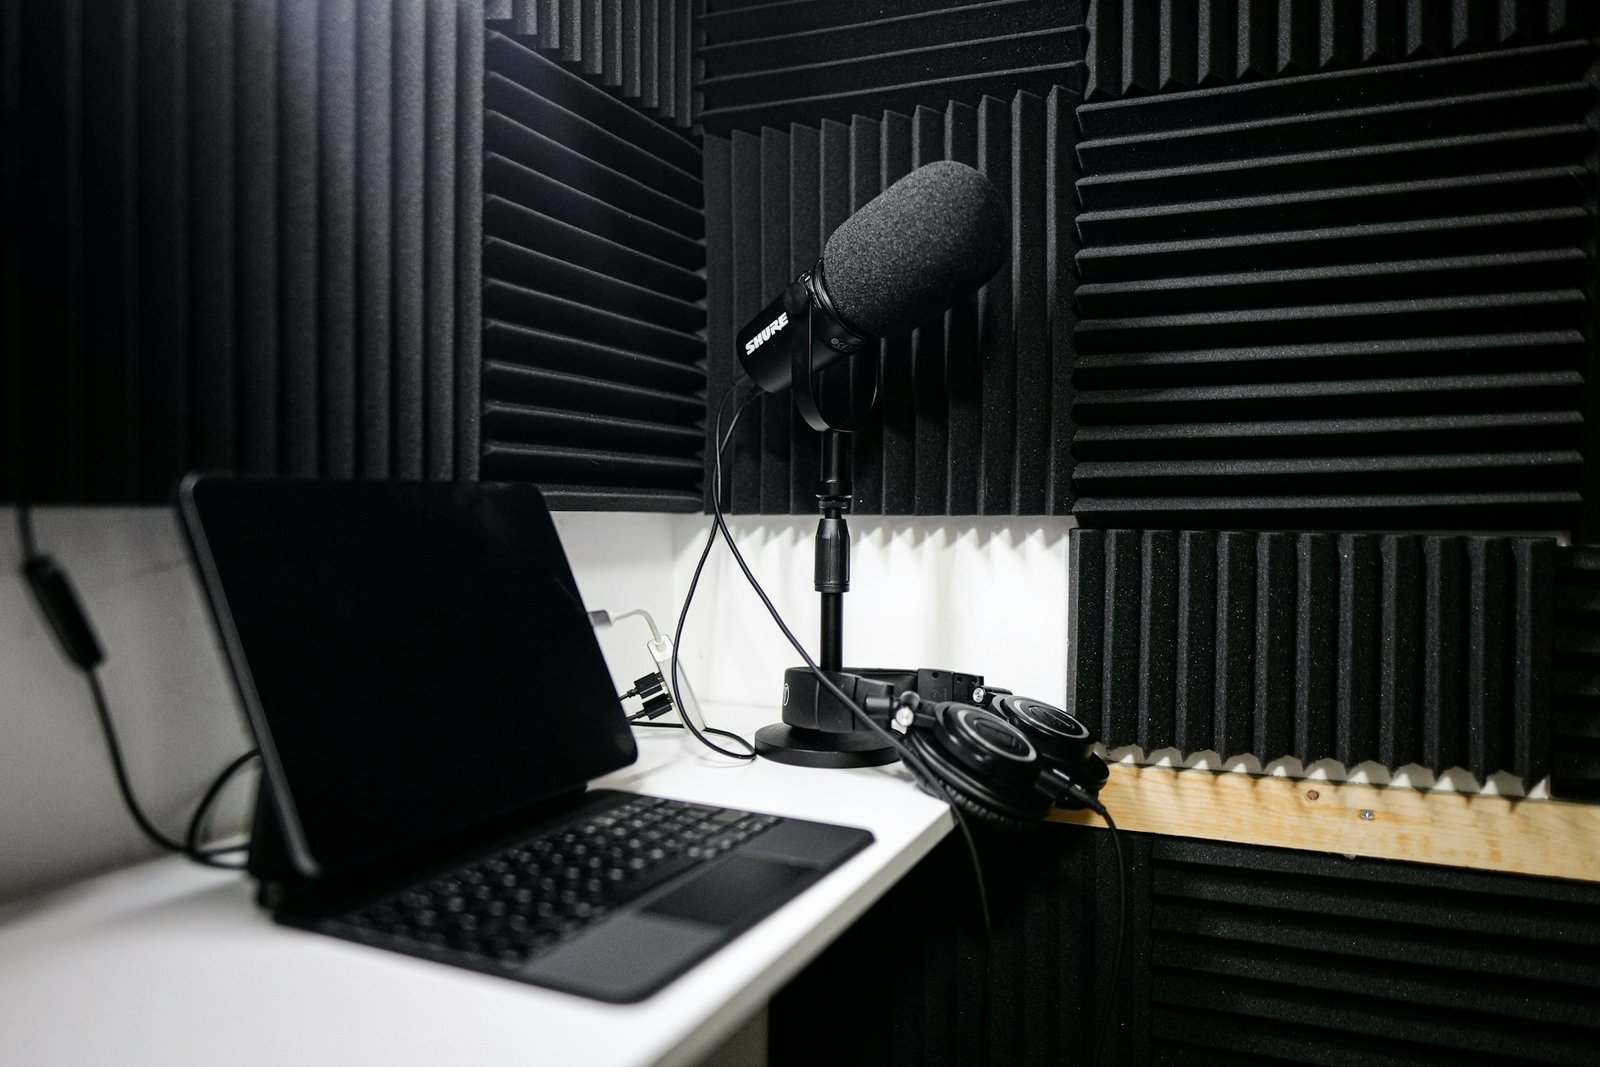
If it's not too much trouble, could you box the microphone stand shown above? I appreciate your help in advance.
[816,429,850,675]
[751,273,903,767]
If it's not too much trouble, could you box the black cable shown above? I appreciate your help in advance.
[1062,784,1127,1064]
[19,504,256,871]
[1100,808,1127,1064]
[698,387,994,939]
[630,720,758,749]
[185,748,261,866]
[621,661,761,751]
[16,498,37,558]
[664,386,763,761]
[86,665,252,869]
[84,670,188,856]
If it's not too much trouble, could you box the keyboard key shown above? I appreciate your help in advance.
[341,798,780,964]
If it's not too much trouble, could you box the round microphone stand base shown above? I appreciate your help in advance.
[753,723,899,768]
[754,664,902,767]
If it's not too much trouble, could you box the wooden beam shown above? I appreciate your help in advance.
[1049,763,1600,884]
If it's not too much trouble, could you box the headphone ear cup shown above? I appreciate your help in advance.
[994,695,1103,783]
[901,721,1051,834]
[936,772,1036,835]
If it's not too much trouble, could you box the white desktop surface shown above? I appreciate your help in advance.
[0,705,952,1067]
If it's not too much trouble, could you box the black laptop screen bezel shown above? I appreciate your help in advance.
[179,475,638,882]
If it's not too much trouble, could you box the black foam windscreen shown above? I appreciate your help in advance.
[822,161,1008,339]
[1068,528,1555,787]
[3,0,485,502]
[478,32,705,511]
[1070,38,1600,535]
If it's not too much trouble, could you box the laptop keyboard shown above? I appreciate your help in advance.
[337,797,780,967]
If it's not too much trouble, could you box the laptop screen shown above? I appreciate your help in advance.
[181,477,637,880]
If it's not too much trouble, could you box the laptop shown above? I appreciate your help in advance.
[178,476,872,1002]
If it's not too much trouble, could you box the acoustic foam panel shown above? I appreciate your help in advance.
[1069,39,1600,534]
[1139,837,1600,1064]
[485,0,694,129]
[772,830,1600,1066]
[1067,528,1554,786]
[1085,0,1597,100]
[705,86,1077,516]
[772,819,1112,1066]
[1554,546,1600,798]
[1,0,484,503]
[697,0,1087,136]
[479,32,707,511]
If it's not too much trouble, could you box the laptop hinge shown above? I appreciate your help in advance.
[247,779,595,915]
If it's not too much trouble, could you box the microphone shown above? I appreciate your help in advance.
[733,163,1006,768]
[735,160,1007,401]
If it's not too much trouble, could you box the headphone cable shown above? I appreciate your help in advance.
[17,505,259,870]
[1061,780,1127,1063]
[662,388,763,760]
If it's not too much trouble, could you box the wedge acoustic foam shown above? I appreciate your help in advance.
[1554,546,1600,798]
[2,0,485,502]
[1084,0,1597,100]
[1067,528,1555,786]
[772,830,1600,1065]
[486,0,694,129]
[1069,40,1600,534]
[697,0,1086,135]
[479,32,706,510]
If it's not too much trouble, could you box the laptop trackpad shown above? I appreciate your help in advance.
[522,857,810,1001]
[642,856,806,927]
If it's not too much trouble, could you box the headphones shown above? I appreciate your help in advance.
[865,688,1109,834]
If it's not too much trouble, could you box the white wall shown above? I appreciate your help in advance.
[0,507,681,904]
[668,514,1074,713]
[0,507,254,903]
[550,512,683,693]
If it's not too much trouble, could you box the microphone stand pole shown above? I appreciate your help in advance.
[755,423,898,767]
[816,429,851,674]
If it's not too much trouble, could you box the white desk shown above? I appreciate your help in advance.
[0,706,952,1067]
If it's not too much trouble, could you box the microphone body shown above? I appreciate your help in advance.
[735,263,864,397]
